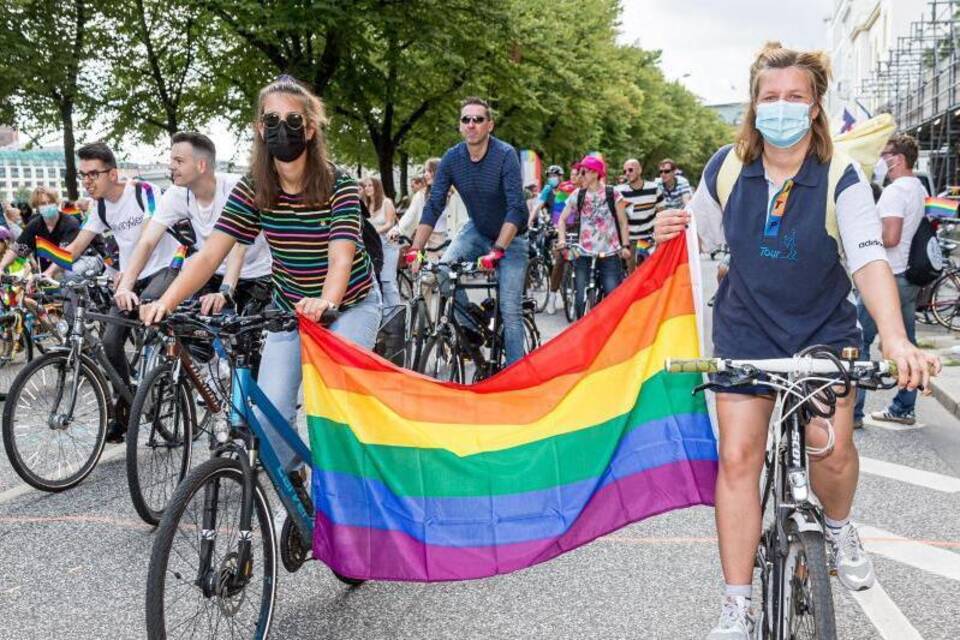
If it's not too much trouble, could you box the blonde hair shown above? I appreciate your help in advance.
[735,42,833,164]
[29,186,60,209]
[250,77,333,209]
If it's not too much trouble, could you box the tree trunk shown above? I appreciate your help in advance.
[376,140,396,200]
[60,99,79,201]
[398,150,409,198]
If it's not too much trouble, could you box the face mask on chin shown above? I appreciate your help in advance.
[265,122,307,163]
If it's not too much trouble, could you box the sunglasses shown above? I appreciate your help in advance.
[261,111,305,130]
[78,169,111,181]
[460,115,487,125]
[659,168,674,174]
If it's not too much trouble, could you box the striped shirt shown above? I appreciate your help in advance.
[658,174,693,209]
[615,180,662,241]
[215,173,374,312]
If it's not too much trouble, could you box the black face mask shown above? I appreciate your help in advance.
[265,122,307,162]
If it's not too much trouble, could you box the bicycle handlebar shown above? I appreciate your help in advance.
[664,357,898,377]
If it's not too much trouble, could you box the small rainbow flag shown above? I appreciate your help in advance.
[35,237,73,271]
[169,245,187,270]
[60,203,84,222]
[299,238,716,581]
[925,196,959,218]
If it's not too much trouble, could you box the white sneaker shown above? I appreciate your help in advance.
[706,597,753,640]
[827,522,876,591]
[545,292,557,315]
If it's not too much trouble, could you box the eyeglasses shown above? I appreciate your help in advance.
[78,169,111,181]
[659,168,674,174]
[460,115,487,125]
[261,111,305,130]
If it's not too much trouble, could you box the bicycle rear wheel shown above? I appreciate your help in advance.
[146,456,277,640]
[1,351,108,491]
[524,259,550,313]
[126,364,197,525]
[561,263,576,322]
[780,520,837,639]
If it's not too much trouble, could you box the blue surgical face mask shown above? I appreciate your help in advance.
[548,176,560,187]
[39,204,59,220]
[755,100,812,149]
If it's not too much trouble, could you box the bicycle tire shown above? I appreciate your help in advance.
[404,300,431,370]
[0,321,21,398]
[524,259,550,313]
[561,263,576,323]
[931,271,960,331]
[582,286,599,319]
[418,332,464,382]
[146,456,277,640]
[2,351,108,491]
[126,364,196,526]
[780,522,837,639]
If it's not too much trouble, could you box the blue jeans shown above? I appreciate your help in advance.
[441,221,528,365]
[256,285,382,471]
[854,274,919,419]
[574,255,623,318]
[379,235,402,309]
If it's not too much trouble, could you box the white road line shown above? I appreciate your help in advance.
[859,456,960,493]
[859,524,960,582]
[849,580,925,640]
[0,445,125,506]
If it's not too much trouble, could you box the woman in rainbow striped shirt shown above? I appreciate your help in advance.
[141,77,382,474]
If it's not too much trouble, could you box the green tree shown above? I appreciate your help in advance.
[0,0,98,199]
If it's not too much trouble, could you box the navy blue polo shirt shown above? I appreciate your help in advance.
[696,144,886,359]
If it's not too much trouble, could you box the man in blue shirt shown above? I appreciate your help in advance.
[409,96,529,364]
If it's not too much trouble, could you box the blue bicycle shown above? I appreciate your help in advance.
[145,308,354,640]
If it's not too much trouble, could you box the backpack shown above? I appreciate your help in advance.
[905,216,944,285]
[333,168,383,281]
[715,146,853,263]
[96,180,196,249]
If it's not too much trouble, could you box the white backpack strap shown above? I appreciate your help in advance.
[715,146,744,211]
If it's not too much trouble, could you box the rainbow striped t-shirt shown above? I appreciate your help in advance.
[215,173,375,312]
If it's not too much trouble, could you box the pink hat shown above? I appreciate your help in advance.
[572,155,606,178]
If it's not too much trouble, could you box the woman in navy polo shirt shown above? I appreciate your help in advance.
[655,42,940,639]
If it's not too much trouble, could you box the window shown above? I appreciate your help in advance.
[10,167,19,178]
[0,167,5,178]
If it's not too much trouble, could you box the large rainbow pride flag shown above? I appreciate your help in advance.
[299,238,716,582]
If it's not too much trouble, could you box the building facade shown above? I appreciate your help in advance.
[827,0,927,123]
[0,149,80,204]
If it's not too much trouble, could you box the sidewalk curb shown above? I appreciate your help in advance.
[930,377,960,421]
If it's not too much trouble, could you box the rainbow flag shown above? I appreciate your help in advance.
[925,196,959,218]
[299,238,717,582]
[35,237,73,271]
[169,245,187,270]
[520,149,542,191]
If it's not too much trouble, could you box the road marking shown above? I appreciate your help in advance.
[859,456,960,493]
[862,416,926,432]
[859,524,960,582]
[0,445,125,505]
[849,580,925,640]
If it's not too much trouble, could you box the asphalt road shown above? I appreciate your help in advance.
[1,256,959,639]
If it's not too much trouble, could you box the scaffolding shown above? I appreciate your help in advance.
[860,0,960,192]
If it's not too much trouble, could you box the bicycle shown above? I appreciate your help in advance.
[389,235,450,369]
[524,215,556,313]
[559,232,578,322]
[417,259,540,383]
[666,347,898,639]
[145,308,354,640]
[563,243,619,320]
[0,274,66,397]
[1,273,160,491]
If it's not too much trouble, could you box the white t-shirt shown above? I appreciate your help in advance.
[153,175,272,279]
[876,176,926,275]
[83,180,180,280]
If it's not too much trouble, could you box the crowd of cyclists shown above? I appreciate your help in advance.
[0,41,947,640]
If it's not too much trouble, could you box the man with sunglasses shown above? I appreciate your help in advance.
[64,141,180,443]
[616,158,664,273]
[656,158,692,210]
[408,96,529,365]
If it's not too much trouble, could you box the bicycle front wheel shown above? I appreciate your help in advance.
[126,363,197,525]
[525,259,550,313]
[561,264,576,322]
[780,521,837,639]
[418,332,464,382]
[931,271,960,331]
[146,456,277,640]
[1,351,108,491]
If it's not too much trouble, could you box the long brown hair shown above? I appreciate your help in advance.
[422,157,441,200]
[735,42,833,165]
[360,176,385,213]
[250,78,334,209]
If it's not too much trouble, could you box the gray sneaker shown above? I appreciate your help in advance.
[827,522,876,591]
[870,409,915,425]
[706,596,754,640]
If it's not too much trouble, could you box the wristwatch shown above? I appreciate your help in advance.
[218,283,235,306]
[321,299,340,312]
